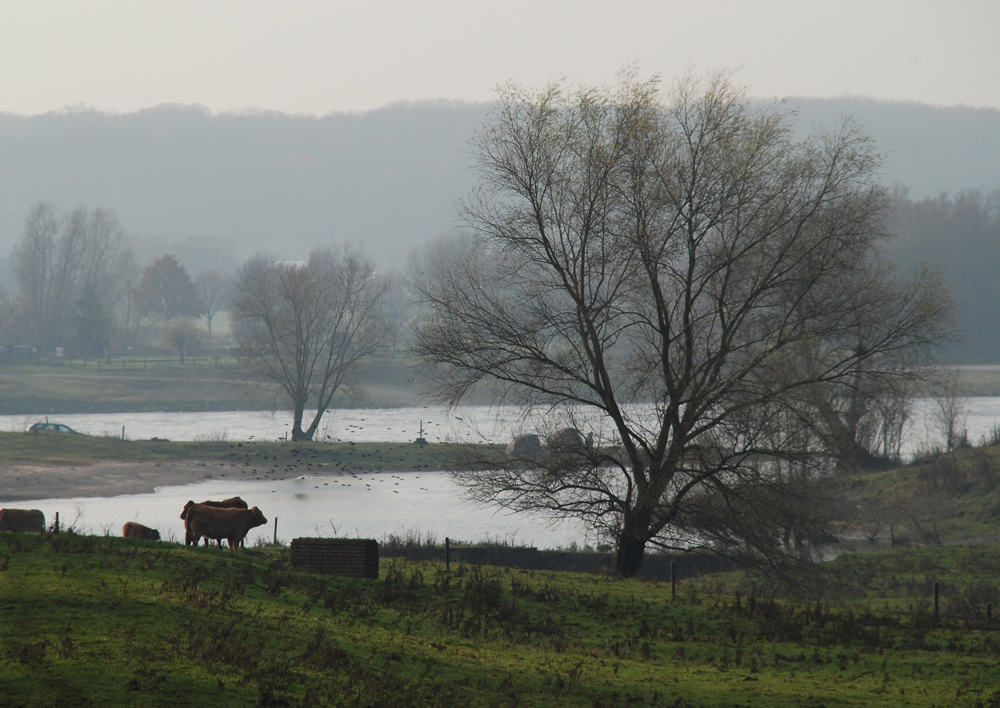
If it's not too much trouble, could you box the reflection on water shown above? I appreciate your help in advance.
[19,470,592,551]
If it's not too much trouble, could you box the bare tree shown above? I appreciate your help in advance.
[932,369,968,453]
[161,319,200,364]
[194,269,230,337]
[412,71,955,578]
[232,246,389,441]
[382,272,412,358]
[12,202,135,356]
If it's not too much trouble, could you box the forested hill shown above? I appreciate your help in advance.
[0,101,486,270]
[0,97,998,358]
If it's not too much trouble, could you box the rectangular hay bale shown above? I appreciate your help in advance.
[290,538,379,578]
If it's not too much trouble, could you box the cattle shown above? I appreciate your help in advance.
[0,508,45,533]
[180,496,249,546]
[122,521,160,541]
[183,505,267,552]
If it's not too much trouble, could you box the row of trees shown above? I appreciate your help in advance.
[0,204,411,446]
[0,202,231,359]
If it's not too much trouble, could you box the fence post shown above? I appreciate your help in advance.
[55,512,59,534]
[934,581,939,620]
[122,425,125,441]
[273,516,278,544]
[445,537,451,572]
[671,561,676,598]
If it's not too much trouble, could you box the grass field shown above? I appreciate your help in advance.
[840,445,1000,546]
[0,355,434,414]
[1,533,999,707]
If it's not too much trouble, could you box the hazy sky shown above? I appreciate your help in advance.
[2,0,998,116]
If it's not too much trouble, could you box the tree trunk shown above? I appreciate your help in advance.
[614,534,648,577]
[291,400,312,441]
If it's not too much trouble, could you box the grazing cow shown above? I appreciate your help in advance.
[122,521,160,541]
[180,496,249,546]
[0,508,45,533]
[184,505,267,552]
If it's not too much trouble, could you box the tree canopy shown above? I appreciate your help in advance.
[137,254,202,322]
[413,71,956,578]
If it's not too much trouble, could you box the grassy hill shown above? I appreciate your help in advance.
[839,445,1000,547]
[1,533,999,707]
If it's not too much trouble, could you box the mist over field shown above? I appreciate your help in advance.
[1,97,997,270]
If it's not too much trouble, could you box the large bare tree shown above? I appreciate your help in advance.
[412,72,955,577]
[232,247,389,441]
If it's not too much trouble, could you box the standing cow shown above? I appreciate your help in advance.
[0,508,45,532]
[122,522,160,541]
[183,505,267,552]
[180,496,249,546]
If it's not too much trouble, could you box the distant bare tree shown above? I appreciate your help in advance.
[194,269,230,336]
[413,71,956,578]
[232,247,389,441]
[161,319,199,364]
[383,272,413,358]
[933,370,968,453]
[12,202,135,356]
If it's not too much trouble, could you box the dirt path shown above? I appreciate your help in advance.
[0,460,230,503]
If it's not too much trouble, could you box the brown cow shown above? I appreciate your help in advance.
[184,505,267,552]
[122,521,160,541]
[0,508,45,532]
[180,496,249,546]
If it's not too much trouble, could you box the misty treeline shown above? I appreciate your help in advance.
[888,188,1000,363]
[0,201,233,359]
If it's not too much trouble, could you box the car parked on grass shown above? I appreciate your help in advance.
[26,422,80,434]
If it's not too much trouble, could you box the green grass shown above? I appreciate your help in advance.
[1,533,1000,707]
[0,431,490,473]
[0,355,431,414]
[841,445,1000,546]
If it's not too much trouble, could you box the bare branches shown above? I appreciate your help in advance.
[232,247,389,441]
[414,71,956,578]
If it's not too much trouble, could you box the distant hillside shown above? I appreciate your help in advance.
[786,97,1000,198]
[0,101,487,271]
[0,98,997,274]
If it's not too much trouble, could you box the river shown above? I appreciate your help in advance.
[5,400,999,549]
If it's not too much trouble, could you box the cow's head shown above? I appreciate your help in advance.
[249,506,267,527]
